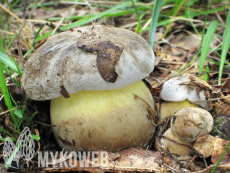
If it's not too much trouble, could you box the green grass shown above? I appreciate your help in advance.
[131,0,141,33]
[162,0,186,38]
[199,20,218,75]
[0,59,20,133]
[149,0,164,48]
[218,6,230,84]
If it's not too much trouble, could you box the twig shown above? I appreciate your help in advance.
[5,125,20,136]
[155,159,183,173]
[185,155,197,169]
[0,29,15,36]
[0,107,20,116]
[17,0,30,70]
[160,61,185,65]
[162,135,208,168]
[51,17,65,36]
[33,121,56,127]
[0,3,21,21]
[31,129,40,159]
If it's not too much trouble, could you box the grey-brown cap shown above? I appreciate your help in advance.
[21,25,155,100]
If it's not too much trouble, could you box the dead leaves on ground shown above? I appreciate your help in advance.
[44,145,230,173]
[45,147,175,172]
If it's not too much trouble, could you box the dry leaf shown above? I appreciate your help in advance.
[77,34,123,83]
[45,147,165,172]
[193,135,217,158]
[224,106,230,115]
[221,75,230,94]
[211,137,230,164]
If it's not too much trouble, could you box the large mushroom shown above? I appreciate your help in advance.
[21,25,156,151]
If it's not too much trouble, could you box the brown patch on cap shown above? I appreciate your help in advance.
[77,33,123,83]
[60,85,70,98]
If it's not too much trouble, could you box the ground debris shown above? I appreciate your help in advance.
[44,147,171,172]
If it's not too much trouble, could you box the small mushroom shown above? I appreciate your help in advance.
[21,25,156,151]
[160,128,193,158]
[160,74,209,120]
[171,107,213,143]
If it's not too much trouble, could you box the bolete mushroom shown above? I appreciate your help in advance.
[171,107,213,143]
[171,107,213,142]
[160,128,193,158]
[160,107,213,158]
[21,25,156,151]
[160,74,209,120]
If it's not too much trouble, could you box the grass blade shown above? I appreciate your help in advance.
[218,6,230,84]
[0,127,15,139]
[199,0,211,52]
[0,51,19,73]
[141,6,227,33]
[162,0,186,38]
[199,20,218,74]
[0,137,16,142]
[30,134,40,141]
[26,111,38,127]
[0,59,20,132]
[149,0,164,48]
[5,33,17,53]
[60,1,132,30]
[131,0,141,33]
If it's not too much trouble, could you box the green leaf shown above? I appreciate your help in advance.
[29,134,40,141]
[14,108,23,119]
[203,66,209,82]
[0,51,19,73]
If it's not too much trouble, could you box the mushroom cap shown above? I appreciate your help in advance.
[171,107,214,143]
[21,25,155,100]
[160,74,207,108]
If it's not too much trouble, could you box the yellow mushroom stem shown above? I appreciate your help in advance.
[160,100,200,120]
[160,128,193,158]
[50,81,155,152]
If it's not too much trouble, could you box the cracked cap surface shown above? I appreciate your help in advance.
[21,25,155,100]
